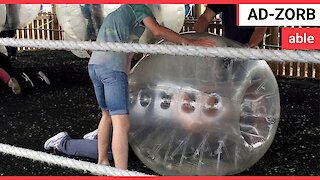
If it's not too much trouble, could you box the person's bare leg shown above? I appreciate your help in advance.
[97,111,112,165]
[111,114,130,170]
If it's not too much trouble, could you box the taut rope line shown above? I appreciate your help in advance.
[0,143,151,176]
[0,38,319,63]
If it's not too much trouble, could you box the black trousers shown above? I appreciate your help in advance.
[0,52,14,76]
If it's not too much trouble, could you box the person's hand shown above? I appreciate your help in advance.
[188,38,215,47]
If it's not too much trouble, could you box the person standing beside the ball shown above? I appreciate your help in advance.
[194,4,267,48]
[88,4,213,170]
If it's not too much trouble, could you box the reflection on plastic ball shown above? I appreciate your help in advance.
[139,90,152,107]
[202,93,220,116]
[128,32,280,175]
[0,4,40,31]
[181,92,195,113]
[160,92,171,109]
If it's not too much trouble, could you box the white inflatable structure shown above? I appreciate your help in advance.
[0,5,6,32]
[56,4,185,58]
[56,4,120,58]
[0,4,40,55]
[0,4,40,31]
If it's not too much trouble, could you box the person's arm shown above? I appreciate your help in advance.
[246,27,267,48]
[143,16,214,47]
[194,8,216,33]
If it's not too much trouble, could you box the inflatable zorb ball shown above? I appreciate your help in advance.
[0,4,40,31]
[56,4,120,41]
[0,5,5,31]
[56,4,121,58]
[128,32,280,175]
[56,4,184,43]
[56,4,185,58]
[0,4,39,55]
[63,31,91,59]
[0,5,6,54]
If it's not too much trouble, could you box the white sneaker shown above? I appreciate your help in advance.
[83,129,98,140]
[44,132,68,150]
[8,78,21,94]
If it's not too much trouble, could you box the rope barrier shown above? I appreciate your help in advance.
[0,37,318,175]
[0,143,151,176]
[0,38,319,63]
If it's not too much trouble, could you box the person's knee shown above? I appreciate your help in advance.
[101,111,112,123]
[102,111,110,117]
[112,114,130,132]
[122,120,130,132]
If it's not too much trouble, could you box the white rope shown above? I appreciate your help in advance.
[0,142,151,176]
[0,38,319,63]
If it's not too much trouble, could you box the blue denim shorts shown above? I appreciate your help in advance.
[88,64,129,115]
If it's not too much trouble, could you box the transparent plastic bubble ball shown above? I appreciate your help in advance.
[0,4,40,31]
[128,32,280,175]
